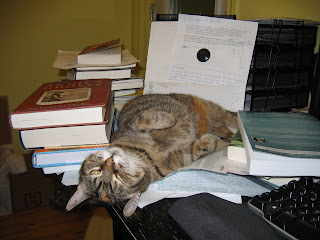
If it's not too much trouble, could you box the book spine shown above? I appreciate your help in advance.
[33,162,84,168]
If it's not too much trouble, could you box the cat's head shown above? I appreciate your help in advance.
[66,147,151,217]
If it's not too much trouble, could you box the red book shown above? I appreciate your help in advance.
[79,38,120,55]
[78,39,122,65]
[10,79,112,130]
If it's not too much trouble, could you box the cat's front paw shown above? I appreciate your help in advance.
[220,131,235,142]
[192,134,217,161]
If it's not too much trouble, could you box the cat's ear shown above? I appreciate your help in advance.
[66,184,89,211]
[135,110,175,132]
[123,194,140,217]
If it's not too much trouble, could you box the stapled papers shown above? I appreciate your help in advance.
[145,14,258,111]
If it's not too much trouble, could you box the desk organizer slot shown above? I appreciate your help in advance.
[246,19,318,111]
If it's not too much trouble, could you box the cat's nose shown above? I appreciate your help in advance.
[106,157,114,164]
[103,157,114,171]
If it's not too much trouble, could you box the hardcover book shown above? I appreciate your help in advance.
[75,63,136,71]
[111,78,144,91]
[32,146,108,168]
[66,67,132,80]
[79,38,120,55]
[19,100,115,149]
[42,164,81,174]
[10,79,112,130]
[78,39,121,65]
[237,111,320,176]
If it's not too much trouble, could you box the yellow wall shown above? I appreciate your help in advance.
[0,0,133,152]
[1,0,318,152]
[232,0,320,21]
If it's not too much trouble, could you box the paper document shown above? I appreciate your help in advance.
[146,81,233,110]
[145,14,258,111]
[61,170,79,186]
[156,170,269,195]
[138,149,261,208]
[183,148,249,175]
[139,168,273,209]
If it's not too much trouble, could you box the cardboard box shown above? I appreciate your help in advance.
[10,155,57,212]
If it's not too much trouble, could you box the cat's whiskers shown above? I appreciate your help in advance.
[108,182,114,193]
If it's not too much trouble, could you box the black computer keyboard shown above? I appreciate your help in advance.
[248,177,320,240]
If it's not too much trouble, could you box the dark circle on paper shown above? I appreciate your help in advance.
[197,48,210,62]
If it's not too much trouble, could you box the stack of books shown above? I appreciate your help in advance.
[9,79,115,181]
[53,38,144,110]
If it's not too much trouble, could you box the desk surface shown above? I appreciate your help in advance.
[106,198,191,240]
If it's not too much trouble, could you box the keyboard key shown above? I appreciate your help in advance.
[286,219,320,240]
[263,202,283,221]
[272,211,297,230]
[250,194,270,211]
[282,199,296,213]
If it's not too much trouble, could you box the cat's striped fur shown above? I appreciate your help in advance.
[66,93,237,216]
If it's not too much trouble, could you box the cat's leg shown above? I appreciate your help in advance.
[213,122,235,142]
[135,110,175,132]
[224,111,238,128]
[192,134,230,161]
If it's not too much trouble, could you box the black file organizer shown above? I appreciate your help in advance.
[245,20,318,111]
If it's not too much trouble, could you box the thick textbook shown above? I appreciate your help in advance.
[75,63,136,71]
[32,146,108,168]
[237,111,320,176]
[67,67,132,80]
[77,39,121,65]
[42,164,81,174]
[10,79,112,130]
[20,102,115,149]
[111,78,144,91]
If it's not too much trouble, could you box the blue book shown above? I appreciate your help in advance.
[32,146,108,168]
[238,111,320,176]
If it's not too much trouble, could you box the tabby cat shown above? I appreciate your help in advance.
[66,93,238,217]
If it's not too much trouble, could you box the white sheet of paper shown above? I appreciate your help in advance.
[145,21,177,83]
[61,170,79,186]
[145,15,258,111]
[145,81,233,110]
[138,184,242,209]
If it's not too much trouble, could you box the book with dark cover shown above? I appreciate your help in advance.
[238,111,320,176]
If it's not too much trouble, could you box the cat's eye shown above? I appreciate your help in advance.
[89,169,101,175]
